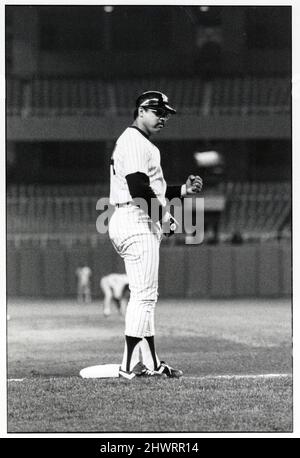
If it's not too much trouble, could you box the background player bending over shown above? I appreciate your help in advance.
[108,90,203,379]
[100,273,130,317]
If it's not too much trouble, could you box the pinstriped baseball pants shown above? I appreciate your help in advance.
[108,205,161,338]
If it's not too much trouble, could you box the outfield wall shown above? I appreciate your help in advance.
[6,242,291,299]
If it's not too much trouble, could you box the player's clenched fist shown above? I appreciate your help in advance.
[185,175,203,195]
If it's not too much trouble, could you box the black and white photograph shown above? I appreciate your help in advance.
[2,1,297,439]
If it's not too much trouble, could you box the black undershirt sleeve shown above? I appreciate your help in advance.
[126,172,166,222]
[165,185,182,201]
[126,173,183,222]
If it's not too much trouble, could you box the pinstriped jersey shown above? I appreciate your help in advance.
[109,127,167,206]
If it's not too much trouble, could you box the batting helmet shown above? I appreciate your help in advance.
[136,91,176,114]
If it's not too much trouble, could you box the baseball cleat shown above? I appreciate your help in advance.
[138,365,165,378]
[119,362,165,379]
[156,361,183,378]
[119,368,136,380]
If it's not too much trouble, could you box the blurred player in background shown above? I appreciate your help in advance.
[75,265,92,303]
[100,273,130,317]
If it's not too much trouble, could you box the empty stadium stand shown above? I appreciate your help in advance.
[218,181,291,241]
[6,184,109,247]
[28,78,109,117]
[6,77,290,117]
[6,78,25,116]
[210,77,290,115]
[6,182,291,246]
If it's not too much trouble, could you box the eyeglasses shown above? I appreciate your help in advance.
[147,108,171,119]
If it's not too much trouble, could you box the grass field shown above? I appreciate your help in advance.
[7,298,292,433]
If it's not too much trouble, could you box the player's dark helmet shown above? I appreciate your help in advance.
[134,91,176,118]
[136,91,176,113]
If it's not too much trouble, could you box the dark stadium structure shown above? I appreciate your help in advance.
[6,5,291,299]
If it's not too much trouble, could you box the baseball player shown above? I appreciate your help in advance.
[75,265,92,303]
[108,91,203,379]
[100,273,130,317]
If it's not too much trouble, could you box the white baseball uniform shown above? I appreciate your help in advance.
[109,126,168,370]
[76,266,92,303]
[100,273,129,316]
[100,273,129,300]
[109,127,164,334]
[110,127,167,208]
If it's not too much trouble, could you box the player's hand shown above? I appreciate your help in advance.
[185,175,203,195]
[161,212,178,237]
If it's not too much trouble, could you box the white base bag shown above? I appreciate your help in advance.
[79,364,120,379]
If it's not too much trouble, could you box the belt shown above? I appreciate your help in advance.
[116,202,131,208]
